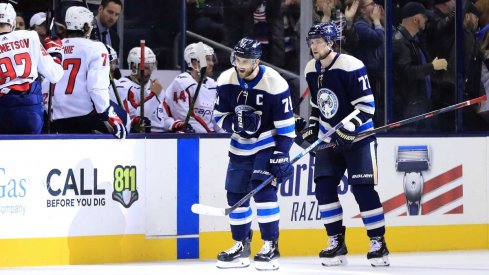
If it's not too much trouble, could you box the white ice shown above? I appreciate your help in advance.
[1,250,488,275]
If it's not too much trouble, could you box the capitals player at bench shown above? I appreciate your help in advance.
[0,3,63,134]
[213,37,295,271]
[50,6,127,138]
[164,42,220,133]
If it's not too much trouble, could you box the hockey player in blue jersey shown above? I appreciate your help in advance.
[301,22,389,267]
[213,37,296,271]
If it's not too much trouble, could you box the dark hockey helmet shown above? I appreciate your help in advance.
[306,22,338,46]
[231,37,262,65]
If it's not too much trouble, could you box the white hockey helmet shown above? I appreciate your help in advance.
[0,3,16,28]
[127,46,157,70]
[106,44,118,64]
[184,42,215,68]
[65,6,94,33]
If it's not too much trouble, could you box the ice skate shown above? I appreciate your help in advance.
[216,231,252,269]
[367,236,390,267]
[319,233,348,266]
[254,240,280,271]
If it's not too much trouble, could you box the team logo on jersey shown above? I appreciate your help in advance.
[317,88,338,119]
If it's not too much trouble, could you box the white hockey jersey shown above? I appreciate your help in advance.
[164,72,219,133]
[0,30,63,93]
[115,76,176,132]
[52,37,110,120]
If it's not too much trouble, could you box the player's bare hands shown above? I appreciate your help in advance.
[150,79,163,97]
[432,57,448,71]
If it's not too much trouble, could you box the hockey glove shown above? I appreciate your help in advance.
[101,106,127,139]
[172,121,195,133]
[233,105,261,134]
[294,114,307,133]
[294,122,319,156]
[131,116,151,133]
[269,151,293,184]
[331,127,357,152]
[43,37,63,64]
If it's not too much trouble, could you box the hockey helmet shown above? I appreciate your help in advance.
[127,46,157,71]
[65,6,94,36]
[0,3,16,28]
[230,37,262,66]
[106,45,118,64]
[184,42,215,68]
[306,22,338,46]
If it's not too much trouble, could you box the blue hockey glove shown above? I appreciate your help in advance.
[331,127,357,152]
[233,105,261,134]
[101,106,127,139]
[269,151,293,184]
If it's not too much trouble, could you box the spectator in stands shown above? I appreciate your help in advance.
[462,3,488,131]
[30,12,48,40]
[95,0,122,54]
[186,0,224,44]
[392,2,447,131]
[15,14,26,30]
[316,0,359,54]
[478,26,489,121]
[350,0,385,126]
[425,0,456,131]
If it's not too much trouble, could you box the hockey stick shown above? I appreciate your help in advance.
[183,42,208,130]
[315,95,488,151]
[292,87,310,112]
[45,0,58,133]
[191,109,361,216]
[139,40,146,133]
[109,73,123,106]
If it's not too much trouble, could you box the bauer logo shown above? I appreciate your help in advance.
[112,165,139,208]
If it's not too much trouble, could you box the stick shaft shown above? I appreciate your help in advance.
[316,95,488,151]
[139,40,146,133]
[223,109,360,215]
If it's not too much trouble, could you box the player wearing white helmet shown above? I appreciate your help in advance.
[0,2,63,134]
[50,6,127,138]
[114,46,186,133]
[164,42,221,133]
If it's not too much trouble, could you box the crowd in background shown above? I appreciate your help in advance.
[6,0,489,135]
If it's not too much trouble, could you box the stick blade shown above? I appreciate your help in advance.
[191,203,226,216]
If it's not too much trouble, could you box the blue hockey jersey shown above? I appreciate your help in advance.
[214,65,296,157]
[304,53,376,144]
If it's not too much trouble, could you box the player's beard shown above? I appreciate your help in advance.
[236,65,255,80]
[315,47,332,61]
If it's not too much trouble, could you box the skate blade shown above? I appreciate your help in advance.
[321,255,347,266]
[254,259,279,271]
[216,258,250,269]
[369,255,390,267]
